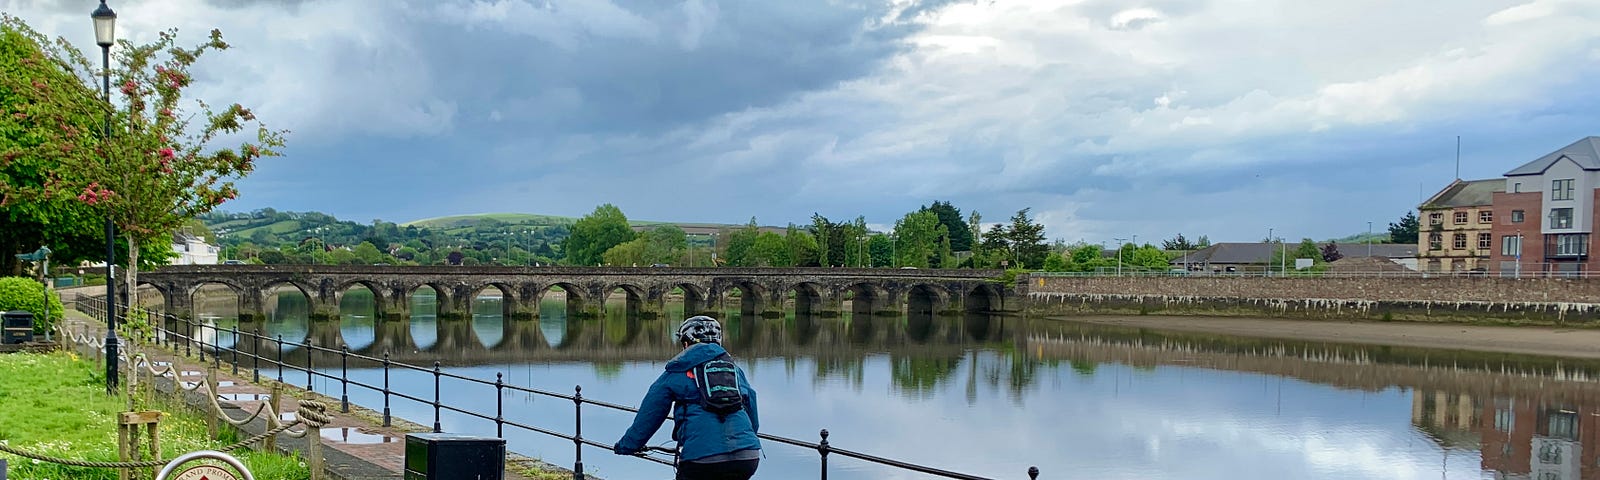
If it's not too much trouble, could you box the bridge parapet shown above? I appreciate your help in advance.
[137,266,1020,324]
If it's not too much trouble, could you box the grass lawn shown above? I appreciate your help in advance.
[0,351,309,480]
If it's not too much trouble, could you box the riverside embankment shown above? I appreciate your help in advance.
[1023,274,1600,324]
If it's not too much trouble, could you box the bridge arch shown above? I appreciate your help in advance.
[332,280,385,323]
[906,284,948,316]
[543,282,592,318]
[966,284,1003,313]
[668,283,709,317]
[467,282,518,321]
[719,281,770,318]
[786,282,827,317]
[844,283,890,317]
[602,283,648,318]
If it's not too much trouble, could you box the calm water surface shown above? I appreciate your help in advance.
[191,288,1600,480]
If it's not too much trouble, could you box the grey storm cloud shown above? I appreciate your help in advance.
[5,0,1600,245]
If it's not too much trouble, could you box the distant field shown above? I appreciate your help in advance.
[403,213,579,228]
[232,219,304,237]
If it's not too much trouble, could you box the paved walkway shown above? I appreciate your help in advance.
[59,309,568,480]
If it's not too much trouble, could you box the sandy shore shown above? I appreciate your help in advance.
[1055,315,1600,359]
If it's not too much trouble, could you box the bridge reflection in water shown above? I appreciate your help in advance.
[187,287,1600,480]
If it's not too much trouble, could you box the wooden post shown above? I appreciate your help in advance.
[206,363,219,440]
[307,422,324,480]
[147,421,160,480]
[118,411,161,480]
[265,382,281,453]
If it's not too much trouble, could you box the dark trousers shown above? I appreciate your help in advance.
[676,458,759,480]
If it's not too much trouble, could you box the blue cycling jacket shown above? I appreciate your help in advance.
[613,343,761,461]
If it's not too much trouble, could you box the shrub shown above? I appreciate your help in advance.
[0,276,65,333]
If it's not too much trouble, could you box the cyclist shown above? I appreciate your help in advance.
[614,315,761,479]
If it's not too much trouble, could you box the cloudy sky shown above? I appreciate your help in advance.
[6,0,1599,245]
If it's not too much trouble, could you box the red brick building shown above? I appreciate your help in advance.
[1489,137,1600,276]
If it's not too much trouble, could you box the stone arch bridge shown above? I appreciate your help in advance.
[137,265,1020,323]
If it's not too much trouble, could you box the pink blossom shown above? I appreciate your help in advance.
[120,81,136,95]
[159,147,175,159]
[159,108,173,118]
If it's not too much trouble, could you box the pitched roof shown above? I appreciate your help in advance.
[1419,178,1503,209]
[1504,136,1600,176]
[1172,242,1416,265]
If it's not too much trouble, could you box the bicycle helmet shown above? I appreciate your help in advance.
[676,315,723,345]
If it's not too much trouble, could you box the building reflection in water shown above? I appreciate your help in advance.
[1414,390,1597,480]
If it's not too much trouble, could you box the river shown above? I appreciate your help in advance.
[191,288,1600,480]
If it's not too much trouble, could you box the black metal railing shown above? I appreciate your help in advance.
[73,295,1039,479]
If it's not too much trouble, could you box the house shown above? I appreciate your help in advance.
[171,232,220,265]
[1173,242,1417,273]
[1490,136,1600,276]
[1417,178,1503,272]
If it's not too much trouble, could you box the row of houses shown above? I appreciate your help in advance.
[1419,136,1600,275]
[1168,242,1418,273]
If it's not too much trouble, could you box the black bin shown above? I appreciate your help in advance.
[3,311,34,344]
[404,433,505,480]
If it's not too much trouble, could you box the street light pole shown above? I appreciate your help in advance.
[1267,228,1273,277]
[1367,221,1373,258]
[92,0,119,395]
[1113,238,1125,275]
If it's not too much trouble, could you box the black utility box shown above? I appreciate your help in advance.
[2,311,34,344]
[404,433,505,480]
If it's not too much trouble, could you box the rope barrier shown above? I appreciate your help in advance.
[0,325,335,472]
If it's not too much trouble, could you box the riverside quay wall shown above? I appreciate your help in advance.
[1022,275,1600,324]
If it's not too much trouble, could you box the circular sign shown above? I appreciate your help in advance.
[173,464,239,480]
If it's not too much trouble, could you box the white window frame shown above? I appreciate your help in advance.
[1501,235,1521,256]
[1552,178,1575,201]
[1552,208,1574,229]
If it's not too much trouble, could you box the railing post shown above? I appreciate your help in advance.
[340,345,350,413]
[213,326,221,370]
[306,339,314,392]
[818,429,830,480]
[231,325,239,376]
[1029,466,1039,479]
[198,321,207,362]
[276,334,284,383]
[432,361,442,433]
[495,373,504,438]
[382,352,392,427]
[206,362,219,440]
[184,318,192,357]
[251,329,260,383]
[573,385,585,480]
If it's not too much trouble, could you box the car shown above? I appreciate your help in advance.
[222,260,246,265]
[650,263,670,267]
[900,266,918,269]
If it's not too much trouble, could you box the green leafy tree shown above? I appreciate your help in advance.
[867,233,893,267]
[1,19,284,305]
[787,226,821,267]
[893,210,941,268]
[641,225,687,265]
[1006,208,1048,269]
[1389,211,1420,244]
[1041,252,1068,272]
[1161,233,1195,251]
[748,232,792,267]
[562,204,635,266]
[0,22,108,275]
[1294,238,1320,261]
[722,218,759,267]
[922,201,974,252]
[978,224,1011,268]
[353,241,386,264]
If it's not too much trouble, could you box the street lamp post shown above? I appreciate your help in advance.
[92,0,119,395]
[1367,221,1373,259]
[1112,238,1126,275]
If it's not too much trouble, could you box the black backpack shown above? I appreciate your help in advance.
[692,353,745,418]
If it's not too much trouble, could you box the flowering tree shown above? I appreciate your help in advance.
[0,16,286,304]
